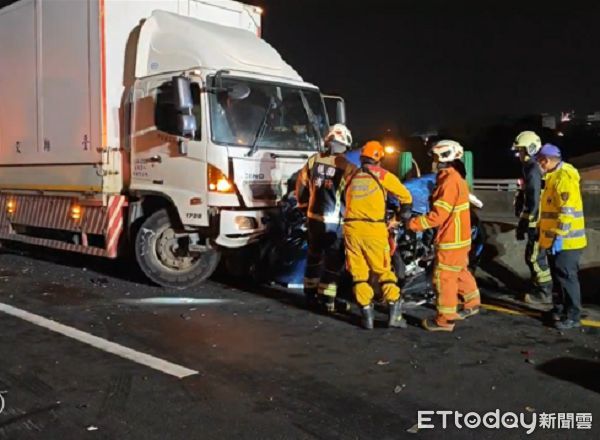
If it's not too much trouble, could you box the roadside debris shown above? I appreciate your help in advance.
[521,350,536,365]
[86,425,98,431]
[406,423,420,434]
[90,277,109,287]
[394,384,407,394]
[376,360,390,366]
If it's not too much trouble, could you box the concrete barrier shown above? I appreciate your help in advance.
[478,222,600,303]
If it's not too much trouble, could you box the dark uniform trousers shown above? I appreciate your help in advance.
[304,219,344,300]
[548,249,583,321]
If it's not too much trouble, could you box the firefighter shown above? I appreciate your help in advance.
[512,131,552,304]
[344,141,413,329]
[296,124,356,312]
[536,144,587,330]
[407,140,480,332]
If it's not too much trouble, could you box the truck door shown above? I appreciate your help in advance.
[130,75,209,227]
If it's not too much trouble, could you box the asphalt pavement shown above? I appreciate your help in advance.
[0,244,598,439]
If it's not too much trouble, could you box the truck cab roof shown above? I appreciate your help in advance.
[136,10,307,86]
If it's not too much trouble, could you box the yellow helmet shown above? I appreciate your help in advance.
[512,131,542,156]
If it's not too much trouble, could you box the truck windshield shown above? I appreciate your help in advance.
[209,77,328,151]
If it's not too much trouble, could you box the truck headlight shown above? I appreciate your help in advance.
[208,164,234,193]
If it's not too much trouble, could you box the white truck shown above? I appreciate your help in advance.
[0,0,345,288]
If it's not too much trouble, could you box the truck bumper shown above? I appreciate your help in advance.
[215,208,274,248]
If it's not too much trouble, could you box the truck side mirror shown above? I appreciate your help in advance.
[321,95,346,126]
[171,76,196,147]
[172,76,194,111]
[336,100,346,125]
[178,114,197,138]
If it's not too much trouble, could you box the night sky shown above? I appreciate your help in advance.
[249,0,600,139]
[2,0,599,175]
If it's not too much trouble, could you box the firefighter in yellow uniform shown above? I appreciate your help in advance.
[536,144,587,330]
[344,141,413,329]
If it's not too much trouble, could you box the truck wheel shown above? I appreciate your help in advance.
[135,209,220,289]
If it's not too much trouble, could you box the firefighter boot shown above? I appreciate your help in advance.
[322,296,336,314]
[360,304,374,330]
[388,301,407,328]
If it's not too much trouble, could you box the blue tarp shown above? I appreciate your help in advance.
[403,173,436,214]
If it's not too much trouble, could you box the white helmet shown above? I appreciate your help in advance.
[430,139,464,163]
[512,131,542,156]
[325,124,353,149]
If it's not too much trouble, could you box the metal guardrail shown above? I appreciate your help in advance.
[473,179,600,227]
[473,179,519,192]
[474,179,600,193]
[582,181,600,192]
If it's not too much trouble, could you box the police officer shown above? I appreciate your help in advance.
[536,144,587,330]
[296,124,356,312]
[512,131,552,304]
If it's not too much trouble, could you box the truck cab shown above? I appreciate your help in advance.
[126,10,339,288]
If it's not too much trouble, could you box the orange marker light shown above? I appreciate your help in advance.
[71,205,82,221]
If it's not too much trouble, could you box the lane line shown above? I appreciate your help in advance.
[0,302,198,379]
[482,304,600,328]
[482,304,541,317]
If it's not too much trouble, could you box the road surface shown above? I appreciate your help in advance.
[0,244,598,439]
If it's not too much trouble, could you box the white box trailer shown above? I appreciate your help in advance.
[0,0,261,182]
[0,0,344,288]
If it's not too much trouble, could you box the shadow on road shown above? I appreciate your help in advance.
[0,241,150,286]
[537,357,600,393]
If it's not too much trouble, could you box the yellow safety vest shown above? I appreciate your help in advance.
[538,162,587,250]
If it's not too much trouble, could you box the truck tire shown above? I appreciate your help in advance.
[135,209,220,289]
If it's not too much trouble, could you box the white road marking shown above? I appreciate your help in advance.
[0,302,197,379]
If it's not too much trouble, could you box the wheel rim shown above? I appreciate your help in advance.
[153,226,210,273]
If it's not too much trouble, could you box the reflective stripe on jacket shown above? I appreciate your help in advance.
[296,153,356,224]
[408,166,472,251]
[538,162,587,250]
